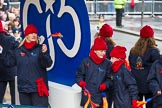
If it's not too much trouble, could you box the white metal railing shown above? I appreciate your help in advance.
[9,2,20,8]
[7,1,162,15]
[85,1,162,15]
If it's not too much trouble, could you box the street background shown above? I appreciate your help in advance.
[90,15,162,54]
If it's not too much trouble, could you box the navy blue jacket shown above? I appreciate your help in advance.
[112,65,139,108]
[0,32,18,81]
[76,57,112,106]
[129,48,160,93]
[147,56,162,108]
[4,44,53,93]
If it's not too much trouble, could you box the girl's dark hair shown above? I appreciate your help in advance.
[98,14,104,19]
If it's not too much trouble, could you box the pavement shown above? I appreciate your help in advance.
[89,15,162,41]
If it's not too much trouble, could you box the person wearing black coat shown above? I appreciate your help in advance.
[110,45,139,108]
[129,25,160,108]
[76,37,112,108]
[2,24,53,107]
[147,56,162,108]
[0,20,18,104]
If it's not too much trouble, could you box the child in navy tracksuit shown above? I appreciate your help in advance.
[129,25,160,108]
[110,45,139,108]
[147,55,162,108]
[76,37,112,108]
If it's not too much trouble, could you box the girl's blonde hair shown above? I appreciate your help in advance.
[18,37,26,48]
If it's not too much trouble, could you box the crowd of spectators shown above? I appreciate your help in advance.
[0,0,22,43]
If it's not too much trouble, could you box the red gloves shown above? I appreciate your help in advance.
[132,100,144,108]
[79,80,86,88]
[99,83,106,91]
[132,100,138,108]
[36,78,49,97]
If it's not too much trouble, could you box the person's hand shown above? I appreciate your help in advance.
[157,90,162,95]
[132,100,145,108]
[79,80,86,88]
[99,83,106,91]
[0,45,3,54]
[36,78,44,96]
[132,100,138,108]
[36,78,49,96]
[42,44,47,53]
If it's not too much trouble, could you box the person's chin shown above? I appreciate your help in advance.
[99,56,103,58]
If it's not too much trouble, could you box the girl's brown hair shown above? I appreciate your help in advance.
[130,37,157,56]
[104,37,116,47]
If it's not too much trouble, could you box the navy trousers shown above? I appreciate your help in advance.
[19,92,48,107]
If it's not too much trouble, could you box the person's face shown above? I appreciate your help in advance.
[110,57,119,63]
[13,20,19,26]
[99,16,104,22]
[94,50,106,58]
[13,32,20,37]
[26,33,38,42]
